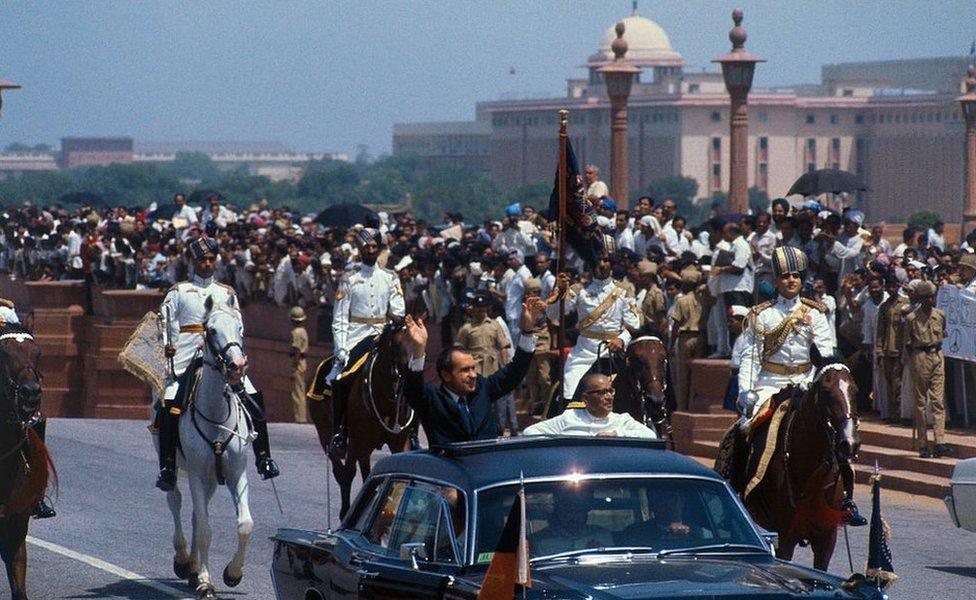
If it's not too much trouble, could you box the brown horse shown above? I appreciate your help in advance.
[0,325,54,600]
[613,330,671,440]
[741,364,860,571]
[309,323,417,517]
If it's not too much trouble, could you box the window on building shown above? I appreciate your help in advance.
[830,114,839,124]
[842,89,854,97]
[689,83,700,93]
[855,114,864,124]
[757,111,768,123]
[758,163,768,191]
[711,111,721,122]
[806,114,815,124]
[804,138,816,173]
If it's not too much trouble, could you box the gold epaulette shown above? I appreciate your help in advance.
[800,297,828,313]
[747,299,775,318]
[217,282,236,295]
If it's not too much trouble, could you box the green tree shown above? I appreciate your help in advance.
[297,160,360,202]
[4,142,31,152]
[907,210,941,231]
[632,175,699,206]
[502,180,551,212]
[162,152,221,181]
[411,165,499,224]
[749,187,769,214]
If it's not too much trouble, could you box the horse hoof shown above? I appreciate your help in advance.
[195,583,217,600]
[223,565,243,588]
[173,558,192,579]
[188,571,199,588]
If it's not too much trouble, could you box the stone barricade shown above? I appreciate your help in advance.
[0,279,392,422]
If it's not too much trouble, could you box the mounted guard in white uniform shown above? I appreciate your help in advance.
[307,228,405,459]
[546,239,641,403]
[155,236,279,492]
[734,246,866,526]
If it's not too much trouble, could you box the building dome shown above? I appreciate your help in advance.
[593,9,683,67]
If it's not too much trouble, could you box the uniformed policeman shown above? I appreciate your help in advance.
[0,298,56,519]
[522,278,553,414]
[156,236,280,492]
[736,246,866,526]
[322,228,406,458]
[874,274,909,423]
[636,259,667,334]
[456,290,511,377]
[547,241,641,401]
[904,281,952,458]
[668,267,704,411]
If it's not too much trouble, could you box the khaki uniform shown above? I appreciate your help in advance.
[615,278,636,298]
[874,296,909,420]
[524,314,552,412]
[639,284,667,331]
[290,325,309,423]
[904,306,947,446]
[670,290,704,410]
[456,317,511,376]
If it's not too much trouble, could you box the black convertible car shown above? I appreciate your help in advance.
[271,437,886,599]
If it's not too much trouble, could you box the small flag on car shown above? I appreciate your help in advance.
[477,487,531,599]
[865,466,897,588]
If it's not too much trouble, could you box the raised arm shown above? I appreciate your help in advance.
[486,298,545,399]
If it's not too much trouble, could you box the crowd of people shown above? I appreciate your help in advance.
[1,166,969,451]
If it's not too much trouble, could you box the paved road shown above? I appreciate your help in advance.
[16,419,976,599]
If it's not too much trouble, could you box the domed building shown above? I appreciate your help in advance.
[394,7,971,222]
[581,6,684,96]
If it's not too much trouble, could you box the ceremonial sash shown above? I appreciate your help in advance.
[578,287,622,332]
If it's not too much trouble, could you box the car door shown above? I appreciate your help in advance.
[358,481,464,600]
[326,476,391,599]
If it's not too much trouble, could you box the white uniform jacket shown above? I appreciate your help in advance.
[547,277,641,399]
[737,294,834,419]
[331,264,406,362]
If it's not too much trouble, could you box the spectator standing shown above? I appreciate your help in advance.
[289,306,309,423]
[584,165,609,203]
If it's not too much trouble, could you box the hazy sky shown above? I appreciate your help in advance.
[1,1,974,157]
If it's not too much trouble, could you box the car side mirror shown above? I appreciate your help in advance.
[759,529,778,552]
[400,542,428,570]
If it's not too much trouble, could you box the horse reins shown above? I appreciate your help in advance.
[362,325,415,435]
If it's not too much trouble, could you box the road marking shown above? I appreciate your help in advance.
[27,536,194,599]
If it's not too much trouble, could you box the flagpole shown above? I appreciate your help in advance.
[557,109,569,378]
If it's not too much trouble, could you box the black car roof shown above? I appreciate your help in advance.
[370,436,723,491]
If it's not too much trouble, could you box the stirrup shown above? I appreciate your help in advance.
[329,432,348,460]
[156,467,177,492]
[257,456,280,480]
[842,499,867,527]
[32,499,56,519]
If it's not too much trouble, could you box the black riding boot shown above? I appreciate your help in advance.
[249,391,279,480]
[329,378,348,460]
[30,418,56,519]
[156,403,179,492]
[840,461,867,527]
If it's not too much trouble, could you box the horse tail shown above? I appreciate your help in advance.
[6,427,57,515]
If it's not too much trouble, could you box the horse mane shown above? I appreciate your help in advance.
[5,427,57,516]
[630,323,663,340]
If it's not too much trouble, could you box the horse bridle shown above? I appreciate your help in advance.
[363,323,415,435]
[203,329,246,381]
[0,333,41,425]
[626,335,672,441]
[0,333,40,464]
[814,363,859,461]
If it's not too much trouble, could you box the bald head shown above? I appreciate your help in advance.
[580,374,614,418]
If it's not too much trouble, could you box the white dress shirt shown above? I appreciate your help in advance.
[523,408,657,438]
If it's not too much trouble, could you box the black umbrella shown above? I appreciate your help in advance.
[151,203,180,220]
[786,168,867,197]
[314,203,379,228]
[58,192,108,207]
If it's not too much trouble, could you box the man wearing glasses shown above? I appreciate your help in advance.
[735,246,866,526]
[523,374,656,438]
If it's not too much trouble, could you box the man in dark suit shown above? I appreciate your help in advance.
[402,296,547,446]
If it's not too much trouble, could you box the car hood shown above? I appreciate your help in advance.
[526,555,880,599]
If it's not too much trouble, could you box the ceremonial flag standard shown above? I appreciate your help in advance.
[865,473,897,588]
[477,488,531,599]
[546,138,603,268]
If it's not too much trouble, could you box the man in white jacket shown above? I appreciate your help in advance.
[524,374,656,438]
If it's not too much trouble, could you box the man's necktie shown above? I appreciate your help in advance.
[458,396,473,432]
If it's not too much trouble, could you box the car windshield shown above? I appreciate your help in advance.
[474,477,761,563]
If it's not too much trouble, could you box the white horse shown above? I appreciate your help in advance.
[166,297,254,600]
